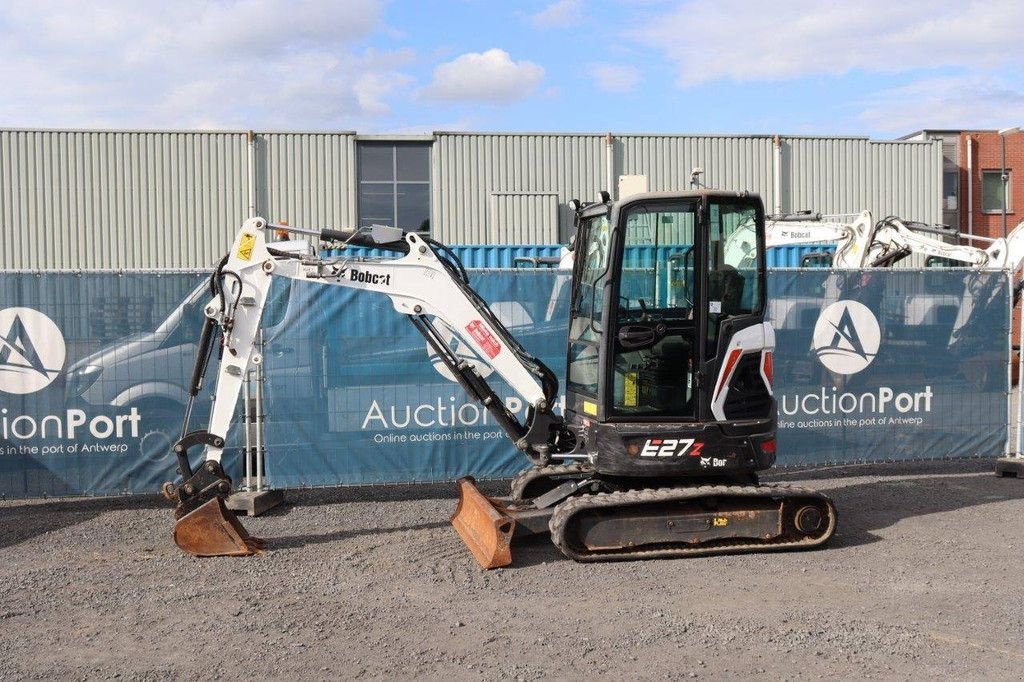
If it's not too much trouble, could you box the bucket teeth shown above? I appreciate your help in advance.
[173,497,265,557]
[451,477,516,569]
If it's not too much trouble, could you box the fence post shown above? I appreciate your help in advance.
[225,329,285,515]
[243,367,253,491]
[996,269,1024,476]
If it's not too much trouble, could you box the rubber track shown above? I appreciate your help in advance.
[509,462,596,501]
[549,483,837,562]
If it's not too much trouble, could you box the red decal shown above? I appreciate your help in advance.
[689,442,704,458]
[466,320,502,359]
[716,349,743,399]
[762,351,774,386]
[652,439,663,445]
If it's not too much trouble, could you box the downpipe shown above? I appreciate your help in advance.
[605,133,615,200]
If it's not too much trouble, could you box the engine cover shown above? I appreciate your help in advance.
[585,417,776,478]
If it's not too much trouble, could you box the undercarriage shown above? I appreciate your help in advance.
[453,465,837,568]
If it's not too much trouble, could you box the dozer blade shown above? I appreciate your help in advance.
[451,477,516,569]
[173,497,266,557]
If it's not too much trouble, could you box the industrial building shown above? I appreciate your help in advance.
[1,129,943,269]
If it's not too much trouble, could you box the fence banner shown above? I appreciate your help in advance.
[0,268,1011,498]
[0,272,223,498]
[260,270,571,487]
[769,269,1010,463]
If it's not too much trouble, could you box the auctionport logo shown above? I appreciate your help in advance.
[812,301,880,375]
[0,308,66,394]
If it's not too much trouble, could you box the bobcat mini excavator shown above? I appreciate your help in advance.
[163,190,837,567]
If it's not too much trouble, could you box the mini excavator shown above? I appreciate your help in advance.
[163,190,838,567]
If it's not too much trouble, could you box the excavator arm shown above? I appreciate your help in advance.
[867,216,1024,271]
[163,217,572,557]
[724,210,874,269]
[741,209,1024,273]
[766,210,875,268]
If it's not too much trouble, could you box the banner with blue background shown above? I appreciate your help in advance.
[0,267,1010,498]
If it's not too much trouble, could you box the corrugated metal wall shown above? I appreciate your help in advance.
[617,135,775,199]
[437,133,939,244]
[433,133,606,244]
[1,129,942,268]
[257,132,356,230]
[782,137,942,225]
[0,129,248,269]
[867,141,943,224]
[488,192,559,243]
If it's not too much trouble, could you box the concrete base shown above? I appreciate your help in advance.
[226,489,285,517]
[995,457,1024,479]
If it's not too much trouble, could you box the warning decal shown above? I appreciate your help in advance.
[237,233,256,261]
[466,320,502,359]
[624,371,638,407]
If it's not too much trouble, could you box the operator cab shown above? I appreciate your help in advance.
[564,191,774,477]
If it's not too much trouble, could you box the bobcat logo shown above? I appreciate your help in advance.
[0,308,66,394]
[812,301,880,375]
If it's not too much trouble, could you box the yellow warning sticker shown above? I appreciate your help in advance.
[624,372,638,407]
[237,233,256,261]
[582,400,597,416]
[713,517,728,527]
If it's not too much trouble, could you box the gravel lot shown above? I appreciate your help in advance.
[2,458,1024,680]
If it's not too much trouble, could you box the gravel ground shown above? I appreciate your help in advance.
[2,458,1024,680]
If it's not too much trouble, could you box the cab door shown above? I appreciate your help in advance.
[606,200,700,422]
[700,197,771,422]
[565,211,612,421]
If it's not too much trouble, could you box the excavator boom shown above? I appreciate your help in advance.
[164,217,572,558]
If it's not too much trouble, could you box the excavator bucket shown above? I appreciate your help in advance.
[173,497,266,557]
[451,477,516,569]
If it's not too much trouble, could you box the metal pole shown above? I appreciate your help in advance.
[1002,134,1008,239]
[1008,270,1015,457]
[604,133,615,200]
[1017,274,1024,456]
[247,130,257,219]
[967,136,974,239]
[773,135,783,215]
[255,330,265,492]
[243,369,252,491]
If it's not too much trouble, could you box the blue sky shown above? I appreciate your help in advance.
[1,0,1021,138]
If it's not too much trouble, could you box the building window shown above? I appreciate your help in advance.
[943,170,958,211]
[982,170,1012,213]
[357,142,431,232]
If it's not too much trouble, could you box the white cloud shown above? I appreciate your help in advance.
[859,75,1024,133]
[419,49,545,103]
[634,0,1024,86]
[530,0,582,28]
[353,72,415,117]
[589,63,640,93]
[0,0,408,129]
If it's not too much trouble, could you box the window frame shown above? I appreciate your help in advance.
[942,169,958,211]
[357,142,432,232]
[981,169,1013,214]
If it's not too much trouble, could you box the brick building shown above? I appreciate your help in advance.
[902,128,1023,242]
[959,129,1023,241]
